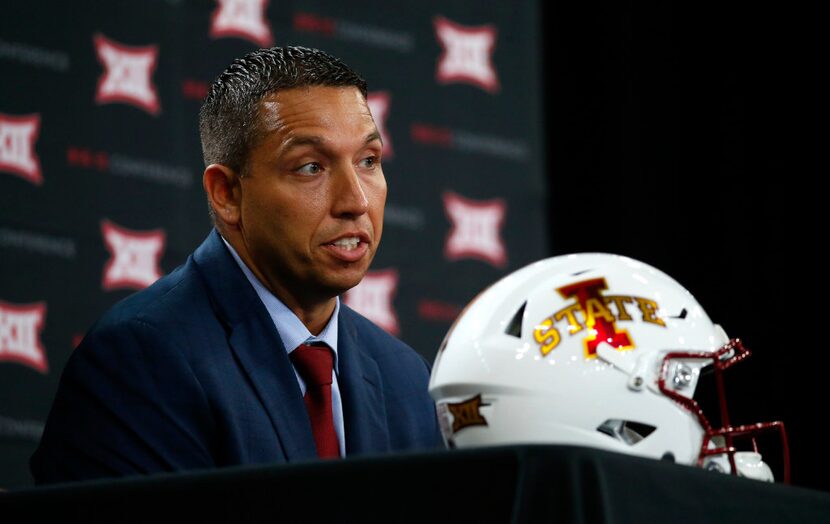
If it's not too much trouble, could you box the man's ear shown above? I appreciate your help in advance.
[203,164,242,227]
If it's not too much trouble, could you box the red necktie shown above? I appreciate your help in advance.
[290,344,340,458]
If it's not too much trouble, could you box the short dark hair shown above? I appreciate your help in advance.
[199,46,368,174]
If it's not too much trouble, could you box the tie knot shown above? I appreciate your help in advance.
[291,344,334,387]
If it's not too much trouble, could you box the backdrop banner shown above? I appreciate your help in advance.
[0,0,546,488]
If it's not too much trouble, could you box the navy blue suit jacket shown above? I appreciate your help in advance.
[31,230,442,484]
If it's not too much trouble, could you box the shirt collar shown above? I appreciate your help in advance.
[220,235,339,369]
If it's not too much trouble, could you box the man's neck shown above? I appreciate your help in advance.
[223,230,336,335]
[281,295,336,336]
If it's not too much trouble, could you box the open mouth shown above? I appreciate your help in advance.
[330,236,361,251]
[323,234,370,262]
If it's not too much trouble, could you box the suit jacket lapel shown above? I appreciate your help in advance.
[192,230,318,461]
[338,307,391,456]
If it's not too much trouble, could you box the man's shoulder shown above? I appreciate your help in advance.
[89,256,212,340]
[96,228,237,329]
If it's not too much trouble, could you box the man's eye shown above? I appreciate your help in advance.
[296,162,322,175]
[359,156,379,169]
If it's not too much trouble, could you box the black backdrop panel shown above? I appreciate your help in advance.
[540,0,821,491]
[0,0,546,488]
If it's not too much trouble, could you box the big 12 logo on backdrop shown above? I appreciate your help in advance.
[434,16,499,93]
[210,0,274,47]
[367,91,393,160]
[344,269,400,335]
[0,300,48,373]
[443,191,507,268]
[101,220,166,291]
[0,113,42,185]
[94,34,161,115]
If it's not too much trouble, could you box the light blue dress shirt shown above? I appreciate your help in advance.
[221,237,346,457]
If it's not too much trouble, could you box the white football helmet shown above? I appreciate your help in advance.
[429,254,789,482]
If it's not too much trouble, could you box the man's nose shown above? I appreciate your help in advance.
[331,164,369,218]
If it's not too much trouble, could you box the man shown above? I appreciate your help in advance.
[30,46,442,484]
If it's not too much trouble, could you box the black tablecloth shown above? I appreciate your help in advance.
[2,445,828,523]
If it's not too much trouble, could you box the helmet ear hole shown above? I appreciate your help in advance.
[597,419,657,445]
[504,301,526,338]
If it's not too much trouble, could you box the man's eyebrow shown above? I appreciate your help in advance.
[281,131,383,151]
[365,131,382,145]
[281,135,325,150]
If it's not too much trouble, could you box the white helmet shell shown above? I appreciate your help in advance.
[429,254,786,479]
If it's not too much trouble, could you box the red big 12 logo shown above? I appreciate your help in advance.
[210,0,274,47]
[0,300,48,373]
[344,269,400,335]
[101,220,166,290]
[94,34,161,115]
[443,191,507,268]
[434,15,499,93]
[0,113,42,185]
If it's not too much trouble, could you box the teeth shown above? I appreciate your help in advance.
[333,237,360,250]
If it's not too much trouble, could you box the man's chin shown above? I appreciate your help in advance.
[335,276,366,296]
[320,271,368,297]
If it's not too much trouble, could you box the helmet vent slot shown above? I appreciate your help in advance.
[597,419,656,446]
[505,302,526,338]
[669,308,688,319]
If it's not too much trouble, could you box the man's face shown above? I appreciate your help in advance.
[237,86,386,306]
